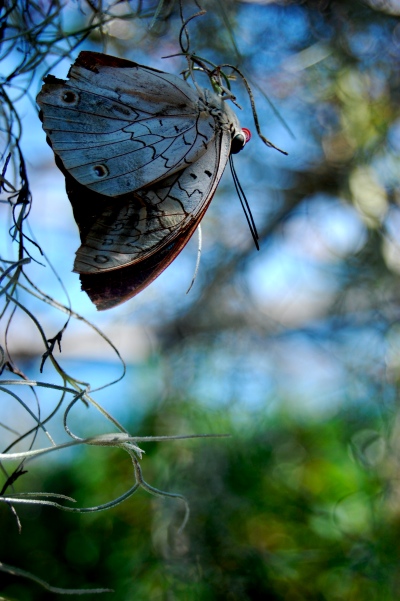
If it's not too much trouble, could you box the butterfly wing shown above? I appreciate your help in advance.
[79,217,203,311]
[66,128,231,309]
[37,51,216,197]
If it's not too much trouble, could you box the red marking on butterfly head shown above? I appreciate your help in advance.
[242,128,251,144]
[231,127,252,154]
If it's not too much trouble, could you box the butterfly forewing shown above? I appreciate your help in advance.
[37,52,216,197]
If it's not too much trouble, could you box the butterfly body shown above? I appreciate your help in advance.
[37,51,249,309]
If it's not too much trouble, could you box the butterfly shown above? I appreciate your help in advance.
[37,51,251,310]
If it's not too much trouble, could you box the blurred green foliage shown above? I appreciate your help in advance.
[1,400,398,600]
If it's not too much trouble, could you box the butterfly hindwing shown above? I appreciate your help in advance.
[73,128,231,276]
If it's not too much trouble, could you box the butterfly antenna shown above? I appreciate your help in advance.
[186,224,202,294]
[229,155,259,250]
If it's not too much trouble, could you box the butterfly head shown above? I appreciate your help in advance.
[230,127,251,155]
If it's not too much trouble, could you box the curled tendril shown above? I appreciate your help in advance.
[162,50,288,156]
